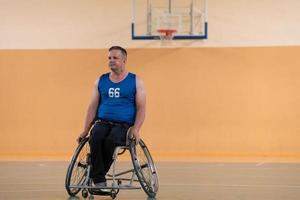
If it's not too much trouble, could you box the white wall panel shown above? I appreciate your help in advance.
[0,0,299,48]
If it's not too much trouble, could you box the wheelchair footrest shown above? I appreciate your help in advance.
[89,189,111,196]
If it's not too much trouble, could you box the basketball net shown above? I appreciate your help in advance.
[157,29,177,46]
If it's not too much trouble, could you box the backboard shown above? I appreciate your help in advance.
[132,0,207,40]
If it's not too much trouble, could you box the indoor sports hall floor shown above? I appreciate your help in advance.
[1,161,300,200]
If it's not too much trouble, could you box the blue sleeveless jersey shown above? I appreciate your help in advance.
[97,73,136,124]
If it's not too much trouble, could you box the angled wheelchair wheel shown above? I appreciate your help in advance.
[130,139,159,198]
[65,137,90,196]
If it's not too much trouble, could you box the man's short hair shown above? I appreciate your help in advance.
[109,46,127,58]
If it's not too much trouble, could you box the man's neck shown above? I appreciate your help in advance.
[110,70,128,82]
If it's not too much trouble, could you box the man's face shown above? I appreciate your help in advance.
[108,49,126,71]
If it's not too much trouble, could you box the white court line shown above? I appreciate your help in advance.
[161,183,300,189]
[0,189,63,193]
[0,182,62,185]
[2,184,300,193]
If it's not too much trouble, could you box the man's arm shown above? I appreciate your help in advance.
[130,76,146,143]
[77,79,100,143]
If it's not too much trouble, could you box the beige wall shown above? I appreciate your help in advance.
[1,0,300,49]
[1,47,300,161]
[1,1,300,161]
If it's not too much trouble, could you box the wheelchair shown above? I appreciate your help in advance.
[65,128,159,199]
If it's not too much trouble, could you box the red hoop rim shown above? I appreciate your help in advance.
[157,29,177,37]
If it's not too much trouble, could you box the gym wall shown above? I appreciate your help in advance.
[1,0,300,161]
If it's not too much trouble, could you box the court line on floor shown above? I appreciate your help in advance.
[161,183,300,188]
[2,183,300,193]
[0,182,64,185]
[0,189,64,193]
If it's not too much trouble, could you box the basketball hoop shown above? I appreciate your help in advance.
[157,29,177,41]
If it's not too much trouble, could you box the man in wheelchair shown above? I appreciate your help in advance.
[77,46,146,192]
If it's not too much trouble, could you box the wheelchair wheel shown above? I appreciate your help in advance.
[65,137,90,196]
[130,139,159,197]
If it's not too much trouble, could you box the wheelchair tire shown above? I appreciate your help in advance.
[130,139,159,198]
[65,137,90,196]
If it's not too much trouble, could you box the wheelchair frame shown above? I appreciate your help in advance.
[65,136,159,199]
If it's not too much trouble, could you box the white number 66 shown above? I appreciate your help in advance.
[109,88,120,98]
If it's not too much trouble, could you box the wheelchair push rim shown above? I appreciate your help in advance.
[130,139,159,197]
[65,137,90,196]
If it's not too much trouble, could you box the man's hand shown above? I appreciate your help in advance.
[128,127,140,145]
[77,131,88,143]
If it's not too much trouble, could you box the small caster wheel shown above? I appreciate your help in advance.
[111,190,117,199]
[82,189,88,198]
